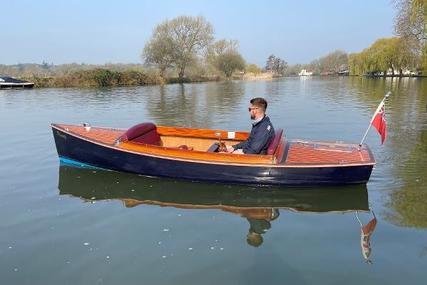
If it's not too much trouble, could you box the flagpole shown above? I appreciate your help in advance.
[359,91,391,147]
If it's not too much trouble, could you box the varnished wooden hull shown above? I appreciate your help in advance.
[52,124,375,185]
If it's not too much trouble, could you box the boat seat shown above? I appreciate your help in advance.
[267,129,283,155]
[119,122,161,145]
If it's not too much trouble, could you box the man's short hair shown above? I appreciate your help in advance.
[250,97,268,112]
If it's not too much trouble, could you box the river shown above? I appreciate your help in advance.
[0,77,426,284]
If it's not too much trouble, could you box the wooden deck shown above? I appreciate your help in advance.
[285,140,373,165]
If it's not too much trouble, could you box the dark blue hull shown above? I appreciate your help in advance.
[52,128,374,186]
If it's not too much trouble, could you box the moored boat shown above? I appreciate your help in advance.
[0,76,34,89]
[51,122,376,185]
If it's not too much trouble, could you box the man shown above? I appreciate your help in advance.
[226,97,275,154]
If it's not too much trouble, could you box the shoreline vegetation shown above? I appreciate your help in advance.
[2,1,427,89]
[0,62,282,88]
[0,63,424,89]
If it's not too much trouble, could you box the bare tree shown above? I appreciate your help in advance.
[142,22,176,78]
[206,39,239,60]
[265,55,287,75]
[395,0,426,42]
[169,16,214,80]
[394,0,426,70]
[142,16,214,80]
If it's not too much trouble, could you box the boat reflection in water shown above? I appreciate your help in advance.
[57,165,376,258]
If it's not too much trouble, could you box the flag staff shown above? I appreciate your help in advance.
[359,91,391,147]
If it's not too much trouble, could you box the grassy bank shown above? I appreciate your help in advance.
[1,63,222,88]
[20,69,225,88]
[22,69,162,88]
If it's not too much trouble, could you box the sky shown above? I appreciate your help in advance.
[0,0,396,66]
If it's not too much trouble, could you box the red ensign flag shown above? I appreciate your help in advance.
[371,102,387,144]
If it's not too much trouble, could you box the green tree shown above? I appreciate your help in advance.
[246,63,261,74]
[206,39,245,78]
[348,37,417,76]
[214,52,245,78]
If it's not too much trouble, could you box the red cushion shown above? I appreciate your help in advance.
[267,129,283,155]
[120,123,161,145]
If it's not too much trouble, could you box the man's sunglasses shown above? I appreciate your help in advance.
[248,107,258,112]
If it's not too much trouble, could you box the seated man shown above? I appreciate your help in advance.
[226,97,275,154]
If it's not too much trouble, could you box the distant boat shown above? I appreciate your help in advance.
[298,69,313,76]
[0,76,34,89]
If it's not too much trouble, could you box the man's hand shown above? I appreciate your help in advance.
[225,145,234,153]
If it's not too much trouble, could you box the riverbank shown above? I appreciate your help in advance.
[0,63,226,88]
[14,70,277,88]
[16,69,224,88]
[5,68,427,89]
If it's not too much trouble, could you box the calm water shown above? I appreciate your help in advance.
[0,77,426,284]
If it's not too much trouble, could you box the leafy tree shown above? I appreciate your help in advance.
[206,39,245,78]
[214,52,245,77]
[348,37,417,76]
[246,63,261,74]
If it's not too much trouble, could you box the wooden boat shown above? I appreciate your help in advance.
[51,122,376,185]
[58,165,370,213]
[0,76,34,89]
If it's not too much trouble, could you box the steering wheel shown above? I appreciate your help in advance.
[215,132,227,152]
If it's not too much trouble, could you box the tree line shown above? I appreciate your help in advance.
[1,15,290,87]
[142,16,288,80]
[349,0,426,76]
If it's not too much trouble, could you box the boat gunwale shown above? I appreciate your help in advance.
[51,123,376,168]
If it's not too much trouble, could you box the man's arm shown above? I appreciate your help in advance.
[233,140,248,150]
[243,127,273,154]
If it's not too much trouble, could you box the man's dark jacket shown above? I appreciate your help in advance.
[233,116,275,154]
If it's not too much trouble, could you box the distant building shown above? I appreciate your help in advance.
[298,69,313,76]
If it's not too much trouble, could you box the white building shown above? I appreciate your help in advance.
[298,69,313,76]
